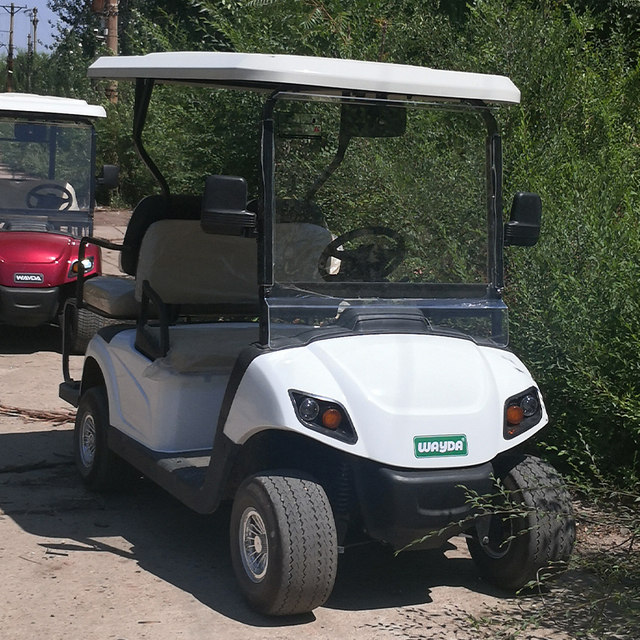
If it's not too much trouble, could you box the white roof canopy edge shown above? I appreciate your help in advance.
[88,51,521,105]
[0,93,106,119]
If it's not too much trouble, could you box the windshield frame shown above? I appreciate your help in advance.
[258,92,505,347]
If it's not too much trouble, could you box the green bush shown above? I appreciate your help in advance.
[459,2,640,487]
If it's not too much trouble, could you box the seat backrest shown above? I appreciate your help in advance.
[135,219,259,306]
[120,194,202,276]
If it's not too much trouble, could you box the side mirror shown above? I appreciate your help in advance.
[201,175,256,237]
[504,192,541,247]
[97,164,119,190]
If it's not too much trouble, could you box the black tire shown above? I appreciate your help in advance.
[74,386,130,491]
[467,455,575,591]
[65,298,110,355]
[230,473,338,616]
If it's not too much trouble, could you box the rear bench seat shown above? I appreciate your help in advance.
[134,218,259,372]
[134,217,333,374]
[81,194,203,319]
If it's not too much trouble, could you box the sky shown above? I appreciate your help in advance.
[0,0,59,53]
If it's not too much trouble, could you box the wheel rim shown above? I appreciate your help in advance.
[239,507,269,583]
[79,413,96,469]
[481,511,515,559]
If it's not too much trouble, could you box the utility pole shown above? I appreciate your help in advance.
[25,7,36,91]
[91,0,118,103]
[1,3,27,92]
[31,6,37,54]
[105,0,117,55]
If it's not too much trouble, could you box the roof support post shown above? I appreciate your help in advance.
[258,96,276,346]
[133,78,170,199]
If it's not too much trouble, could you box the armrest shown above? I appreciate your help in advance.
[135,279,171,360]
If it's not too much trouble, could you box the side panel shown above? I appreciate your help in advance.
[84,330,228,452]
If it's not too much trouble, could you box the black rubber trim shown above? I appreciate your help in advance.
[352,458,495,548]
[59,380,81,408]
[96,323,134,344]
[0,284,59,325]
[193,343,269,511]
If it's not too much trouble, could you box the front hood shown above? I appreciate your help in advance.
[224,333,547,469]
[0,231,80,287]
[309,334,489,416]
[0,231,75,263]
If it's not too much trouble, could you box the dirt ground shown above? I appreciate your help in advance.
[0,210,583,640]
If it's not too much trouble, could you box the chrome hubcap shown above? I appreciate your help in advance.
[239,507,268,582]
[79,413,96,469]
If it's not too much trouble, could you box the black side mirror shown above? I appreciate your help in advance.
[97,164,119,189]
[201,175,256,237]
[504,192,542,247]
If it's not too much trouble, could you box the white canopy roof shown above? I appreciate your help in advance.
[0,93,106,119]
[88,52,520,105]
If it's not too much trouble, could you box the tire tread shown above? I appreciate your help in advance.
[231,473,337,616]
[468,455,575,590]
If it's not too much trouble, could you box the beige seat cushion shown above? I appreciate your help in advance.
[144,323,260,374]
[83,275,139,318]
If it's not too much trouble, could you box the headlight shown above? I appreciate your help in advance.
[299,397,320,421]
[504,387,543,439]
[520,394,539,417]
[290,390,357,444]
[68,256,94,278]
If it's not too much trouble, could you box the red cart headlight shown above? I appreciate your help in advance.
[69,256,94,277]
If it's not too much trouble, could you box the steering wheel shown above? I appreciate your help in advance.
[318,226,406,281]
[26,184,73,211]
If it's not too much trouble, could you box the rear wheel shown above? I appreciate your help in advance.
[467,455,575,590]
[230,473,338,616]
[74,386,130,491]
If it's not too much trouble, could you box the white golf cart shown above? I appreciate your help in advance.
[60,52,575,616]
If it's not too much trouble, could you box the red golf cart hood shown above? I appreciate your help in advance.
[0,231,99,288]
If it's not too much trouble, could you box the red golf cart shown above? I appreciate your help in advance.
[0,92,117,350]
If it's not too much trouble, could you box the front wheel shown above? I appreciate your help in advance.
[230,473,338,616]
[467,455,575,590]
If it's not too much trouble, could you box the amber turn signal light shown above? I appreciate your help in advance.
[506,404,524,426]
[321,408,342,429]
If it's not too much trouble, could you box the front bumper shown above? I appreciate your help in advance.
[0,284,59,326]
[353,459,495,549]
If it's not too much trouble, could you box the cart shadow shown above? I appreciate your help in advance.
[0,323,61,354]
[0,428,510,628]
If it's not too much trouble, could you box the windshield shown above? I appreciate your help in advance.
[0,118,95,235]
[268,96,507,347]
